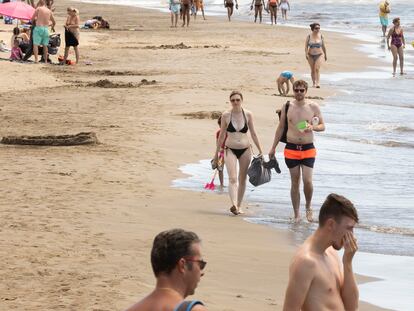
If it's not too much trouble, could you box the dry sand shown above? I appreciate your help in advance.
[0,1,388,310]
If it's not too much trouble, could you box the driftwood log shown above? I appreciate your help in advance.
[0,132,98,146]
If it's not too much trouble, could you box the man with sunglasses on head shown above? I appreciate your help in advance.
[283,193,359,311]
[126,229,208,311]
[269,80,325,223]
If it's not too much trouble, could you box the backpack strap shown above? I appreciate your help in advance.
[174,300,204,311]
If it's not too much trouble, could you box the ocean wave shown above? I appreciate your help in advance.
[368,123,414,133]
[323,134,414,149]
[358,223,414,237]
[251,217,414,237]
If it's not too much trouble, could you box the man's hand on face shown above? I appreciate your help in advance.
[342,231,358,265]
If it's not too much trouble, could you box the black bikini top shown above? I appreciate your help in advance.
[227,109,249,133]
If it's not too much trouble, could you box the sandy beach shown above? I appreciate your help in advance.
[0,1,388,310]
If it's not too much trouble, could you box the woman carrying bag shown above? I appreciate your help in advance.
[213,91,263,215]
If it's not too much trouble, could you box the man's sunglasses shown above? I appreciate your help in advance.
[294,89,306,93]
[230,98,241,102]
[185,258,207,270]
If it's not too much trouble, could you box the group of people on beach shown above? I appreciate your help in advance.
[128,193,360,310]
[127,14,360,307]
[169,0,290,26]
[169,0,206,28]
[4,0,80,64]
[379,0,407,76]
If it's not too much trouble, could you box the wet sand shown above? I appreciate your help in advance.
[0,1,386,310]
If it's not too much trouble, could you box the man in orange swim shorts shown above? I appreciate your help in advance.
[269,80,325,223]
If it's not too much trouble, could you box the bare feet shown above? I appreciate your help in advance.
[237,208,245,215]
[306,208,313,223]
[230,205,238,215]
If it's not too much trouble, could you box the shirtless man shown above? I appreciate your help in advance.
[283,193,359,311]
[269,80,325,222]
[31,0,55,63]
[126,229,208,311]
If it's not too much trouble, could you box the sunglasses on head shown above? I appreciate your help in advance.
[185,258,207,270]
[230,98,241,103]
[294,89,306,93]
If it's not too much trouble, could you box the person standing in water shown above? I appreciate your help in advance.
[268,0,279,25]
[224,0,238,22]
[387,17,406,76]
[250,0,266,24]
[181,0,193,27]
[214,91,263,215]
[280,0,290,20]
[305,23,327,88]
[379,0,391,37]
[269,80,325,223]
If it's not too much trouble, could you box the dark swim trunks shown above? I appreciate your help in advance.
[284,142,316,169]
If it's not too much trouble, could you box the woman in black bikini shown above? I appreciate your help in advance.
[250,0,265,24]
[305,23,327,88]
[214,91,263,215]
[387,17,406,76]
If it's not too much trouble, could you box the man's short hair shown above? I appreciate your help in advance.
[151,229,201,277]
[293,80,308,90]
[319,193,359,226]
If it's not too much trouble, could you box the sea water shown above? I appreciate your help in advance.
[75,0,414,309]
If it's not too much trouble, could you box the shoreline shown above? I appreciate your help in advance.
[0,1,392,310]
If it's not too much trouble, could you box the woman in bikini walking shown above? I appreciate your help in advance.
[214,91,263,215]
[267,0,279,25]
[224,0,238,22]
[387,17,406,76]
[305,23,327,88]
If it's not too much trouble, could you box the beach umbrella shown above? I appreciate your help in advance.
[0,1,35,21]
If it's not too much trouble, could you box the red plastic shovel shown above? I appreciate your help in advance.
[204,169,218,190]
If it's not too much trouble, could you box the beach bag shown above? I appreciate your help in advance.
[247,156,271,187]
[49,33,61,48]
[279,101,290,144]
[174,300,204,311]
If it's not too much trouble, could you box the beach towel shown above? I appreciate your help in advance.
[248,156,271,187]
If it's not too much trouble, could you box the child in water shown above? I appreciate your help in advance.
[277,70,295,95]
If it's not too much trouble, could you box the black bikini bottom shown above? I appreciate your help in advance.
[227,147,248,159]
